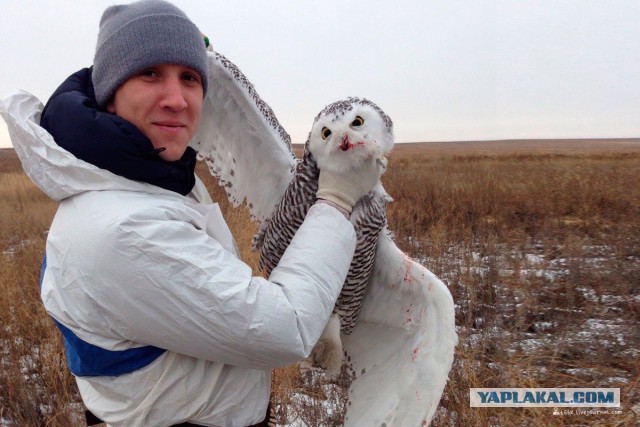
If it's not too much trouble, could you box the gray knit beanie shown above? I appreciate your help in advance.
[92,0,208,108]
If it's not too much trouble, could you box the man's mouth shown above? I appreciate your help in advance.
[154,121,185,131]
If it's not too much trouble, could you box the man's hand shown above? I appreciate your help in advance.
[316,155,387,213]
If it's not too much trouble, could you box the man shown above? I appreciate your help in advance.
[1,0,382,425]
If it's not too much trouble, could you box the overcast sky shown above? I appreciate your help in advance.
[1,0,639,148]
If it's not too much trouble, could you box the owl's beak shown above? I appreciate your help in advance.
[340,134,353,151]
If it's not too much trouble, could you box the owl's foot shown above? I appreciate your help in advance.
[310,313,343,378]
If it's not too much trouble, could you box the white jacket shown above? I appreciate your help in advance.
[0,92,356,427]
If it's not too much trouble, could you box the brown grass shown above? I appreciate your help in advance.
[1,140,639,426]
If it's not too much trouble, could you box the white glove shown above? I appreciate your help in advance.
[316,156,386,213]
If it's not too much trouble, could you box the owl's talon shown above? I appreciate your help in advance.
[377,155,388,170]
[310,313,343,379]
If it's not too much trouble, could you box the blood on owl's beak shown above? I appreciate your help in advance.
[340,134,354,151]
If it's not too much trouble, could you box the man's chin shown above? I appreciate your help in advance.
[150,138,189,161]
[156,146,187,162]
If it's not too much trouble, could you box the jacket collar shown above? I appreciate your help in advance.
[39,67,196,196]
[0,90,192,202]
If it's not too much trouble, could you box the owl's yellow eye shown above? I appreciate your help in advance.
[321,127,332,140]
[351,116,365,127]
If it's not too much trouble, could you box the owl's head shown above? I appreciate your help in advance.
[307,97,394,174]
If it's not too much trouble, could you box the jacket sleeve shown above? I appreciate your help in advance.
[47,201,355,369]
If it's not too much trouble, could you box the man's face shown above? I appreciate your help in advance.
[107,63,204,162]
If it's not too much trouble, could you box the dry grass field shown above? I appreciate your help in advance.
[1,139,639,426]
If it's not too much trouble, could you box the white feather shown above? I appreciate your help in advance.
[190,51,297,222]
[342,231,458,426]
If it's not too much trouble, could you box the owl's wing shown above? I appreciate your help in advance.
[190,51,297,222]
[342,229,458,426]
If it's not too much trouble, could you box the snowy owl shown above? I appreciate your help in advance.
[191,51,457,426]
[252,96,393,377]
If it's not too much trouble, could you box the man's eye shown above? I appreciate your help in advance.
[182,73,201,83]
[140,69,159,77]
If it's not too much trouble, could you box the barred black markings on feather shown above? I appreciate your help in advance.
[252,145,319,272]
[253,144,389,335]
[335,192,388,333]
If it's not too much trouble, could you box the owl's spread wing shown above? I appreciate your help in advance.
[342,230,458,426]
[190,51,297,222]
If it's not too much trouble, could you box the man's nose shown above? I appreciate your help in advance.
[159,76,188,111]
